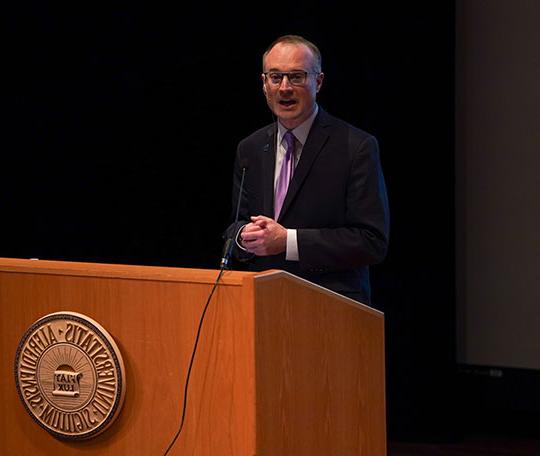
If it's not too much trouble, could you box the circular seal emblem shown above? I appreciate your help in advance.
[14,311,126,440]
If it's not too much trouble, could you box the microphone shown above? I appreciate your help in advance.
[220,159,248,269]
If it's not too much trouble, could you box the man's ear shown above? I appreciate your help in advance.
[316,72,325,93]
[262,73,272,99]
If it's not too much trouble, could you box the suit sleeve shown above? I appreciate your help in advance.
[297,135,390,272]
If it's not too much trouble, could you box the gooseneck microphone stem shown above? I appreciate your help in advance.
[220,165,246,269]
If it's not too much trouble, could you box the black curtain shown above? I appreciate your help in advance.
[4,1,456,441]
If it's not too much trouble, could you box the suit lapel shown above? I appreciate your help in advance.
[277,112,330,222]
[262,125,276,217]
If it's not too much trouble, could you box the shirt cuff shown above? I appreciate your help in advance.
[235,224,249,251]
[285,229,299,261]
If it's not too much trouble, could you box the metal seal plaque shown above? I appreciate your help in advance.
[14,311,126,440]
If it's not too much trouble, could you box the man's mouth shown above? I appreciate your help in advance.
[279,99,297,108]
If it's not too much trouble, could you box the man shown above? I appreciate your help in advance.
[225,35,389,305]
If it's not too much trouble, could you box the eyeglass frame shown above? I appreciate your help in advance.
[263,70,320,86]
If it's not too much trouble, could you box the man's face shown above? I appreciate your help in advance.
[262,43,324,130]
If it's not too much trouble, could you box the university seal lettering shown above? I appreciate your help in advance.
[14,311,126,440]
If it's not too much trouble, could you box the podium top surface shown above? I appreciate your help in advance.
[0,257,254,285]
[0,258,382,316]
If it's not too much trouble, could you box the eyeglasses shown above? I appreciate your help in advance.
[263,71,317,86]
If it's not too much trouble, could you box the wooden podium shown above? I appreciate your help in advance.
[0,258,386,455]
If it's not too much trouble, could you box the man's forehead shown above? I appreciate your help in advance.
[264,43,313,68]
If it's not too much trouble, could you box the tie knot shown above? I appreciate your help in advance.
[283,130,296,154]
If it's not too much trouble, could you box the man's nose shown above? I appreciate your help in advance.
[279,75,293,90]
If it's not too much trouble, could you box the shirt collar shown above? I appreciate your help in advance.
[277,104,319,147]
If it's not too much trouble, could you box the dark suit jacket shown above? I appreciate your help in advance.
[226,108,389,305]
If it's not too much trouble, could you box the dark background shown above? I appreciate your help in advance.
[4,2,457,442]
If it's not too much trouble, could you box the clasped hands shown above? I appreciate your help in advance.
[240,215,287,256]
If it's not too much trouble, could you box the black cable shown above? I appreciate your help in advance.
[163,116,250,455]
[163,267,226,455]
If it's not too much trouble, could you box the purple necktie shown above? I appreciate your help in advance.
[274,130,296,219]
